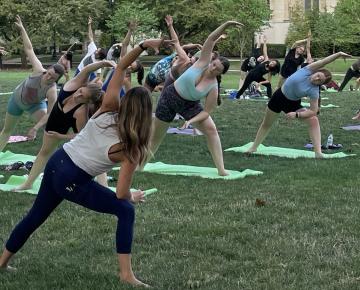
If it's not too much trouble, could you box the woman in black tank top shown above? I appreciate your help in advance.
[13,60,115,192]
[236,35,280,99]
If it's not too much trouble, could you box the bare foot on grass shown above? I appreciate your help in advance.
[11,183,32,192]
[120,273,151,288]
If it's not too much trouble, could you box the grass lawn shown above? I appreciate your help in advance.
[0,68,360,290]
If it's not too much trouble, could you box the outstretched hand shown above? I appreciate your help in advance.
[131,190,145,203]
[15,15,24,30]
[165,15,173,26]
[128,20,138,31]
[179,121,191,130]
[338,52,352,59]
[103,60,117,68]
[143,39,175,54]
[226,20,244,28]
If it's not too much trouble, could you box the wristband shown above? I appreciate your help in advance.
[138,41,146,50]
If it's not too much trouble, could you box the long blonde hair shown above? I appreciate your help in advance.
[116,86,152,167]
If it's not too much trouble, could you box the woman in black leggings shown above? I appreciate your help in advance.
[236,36,280,99]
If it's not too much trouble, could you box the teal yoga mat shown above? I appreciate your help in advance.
[0,151,36,165]
[113,162,263,180]
[225,142,355,159]
[301,102,339,108]
[0,175,158,196]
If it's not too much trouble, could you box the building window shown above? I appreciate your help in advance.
[305,0,311,11]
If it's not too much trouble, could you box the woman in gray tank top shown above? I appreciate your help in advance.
[0,16,64,153]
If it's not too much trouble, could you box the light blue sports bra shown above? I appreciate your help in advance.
[174,65,217,101]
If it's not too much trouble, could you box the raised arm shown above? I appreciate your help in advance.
[291,38,307,49]
[100,39,172,112]
[165,15,188,62]
[64,60,116,91]
[120,20,137,58]
[15,15,44,73]
[262,35,269,61]
[305,30,313,63]
[308,52,352,72]
[88,16,94,43]
[196,21,243,67]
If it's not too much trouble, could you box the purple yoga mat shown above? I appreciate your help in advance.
[167,127,203,135]
[341,125,360,131]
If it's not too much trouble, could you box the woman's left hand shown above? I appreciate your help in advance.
[285,112,297,120]
[131,190,145,203]
[179,121,191,130]
[26,127,37,140]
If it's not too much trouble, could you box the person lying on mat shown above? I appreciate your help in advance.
[0,38,172,288]
[0,16,64,153]
[246,51,351,158]
[150,20,243,176]
[13,60,116,192]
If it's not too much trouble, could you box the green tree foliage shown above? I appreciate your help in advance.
[0,0,271,58]
[0,0,108,56]
[106,1,158,46]
[286,0,360,57]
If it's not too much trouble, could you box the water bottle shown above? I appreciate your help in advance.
[326,134,333,149]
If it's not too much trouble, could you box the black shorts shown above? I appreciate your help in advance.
[267,88,302,113]
[155,84,203,122]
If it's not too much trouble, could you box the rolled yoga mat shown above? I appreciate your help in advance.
[225,142,355,159]
[0,174,158,196]
[341,125,360,131]
[113,162,263,180]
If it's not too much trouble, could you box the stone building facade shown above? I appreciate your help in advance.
[263,0,338,44]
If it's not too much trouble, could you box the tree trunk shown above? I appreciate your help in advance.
[20,51,27,69]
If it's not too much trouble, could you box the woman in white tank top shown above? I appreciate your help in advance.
[0,38,172,288]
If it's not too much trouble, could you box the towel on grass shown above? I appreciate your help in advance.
[8,136,29,143]
[113,162,263,180]
[0,151,36,165]
[225,142,355,159]
[167,127,203,136]
[0,175,158,196]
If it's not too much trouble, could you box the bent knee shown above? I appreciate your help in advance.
[115,199,135,221]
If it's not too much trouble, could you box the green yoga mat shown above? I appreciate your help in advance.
[0,151,36,165]
[113,162,263,180]
[225,142,355,159]
[301,102,339,108]
[0,175,158,196]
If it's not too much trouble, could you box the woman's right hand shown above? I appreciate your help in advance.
[15,15,24,30]
[226,21,244,28]
[102,60,117,68]
[338,52,352,59]
[165,15,173,26]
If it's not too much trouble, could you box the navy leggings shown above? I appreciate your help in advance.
[6,148,135,254]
